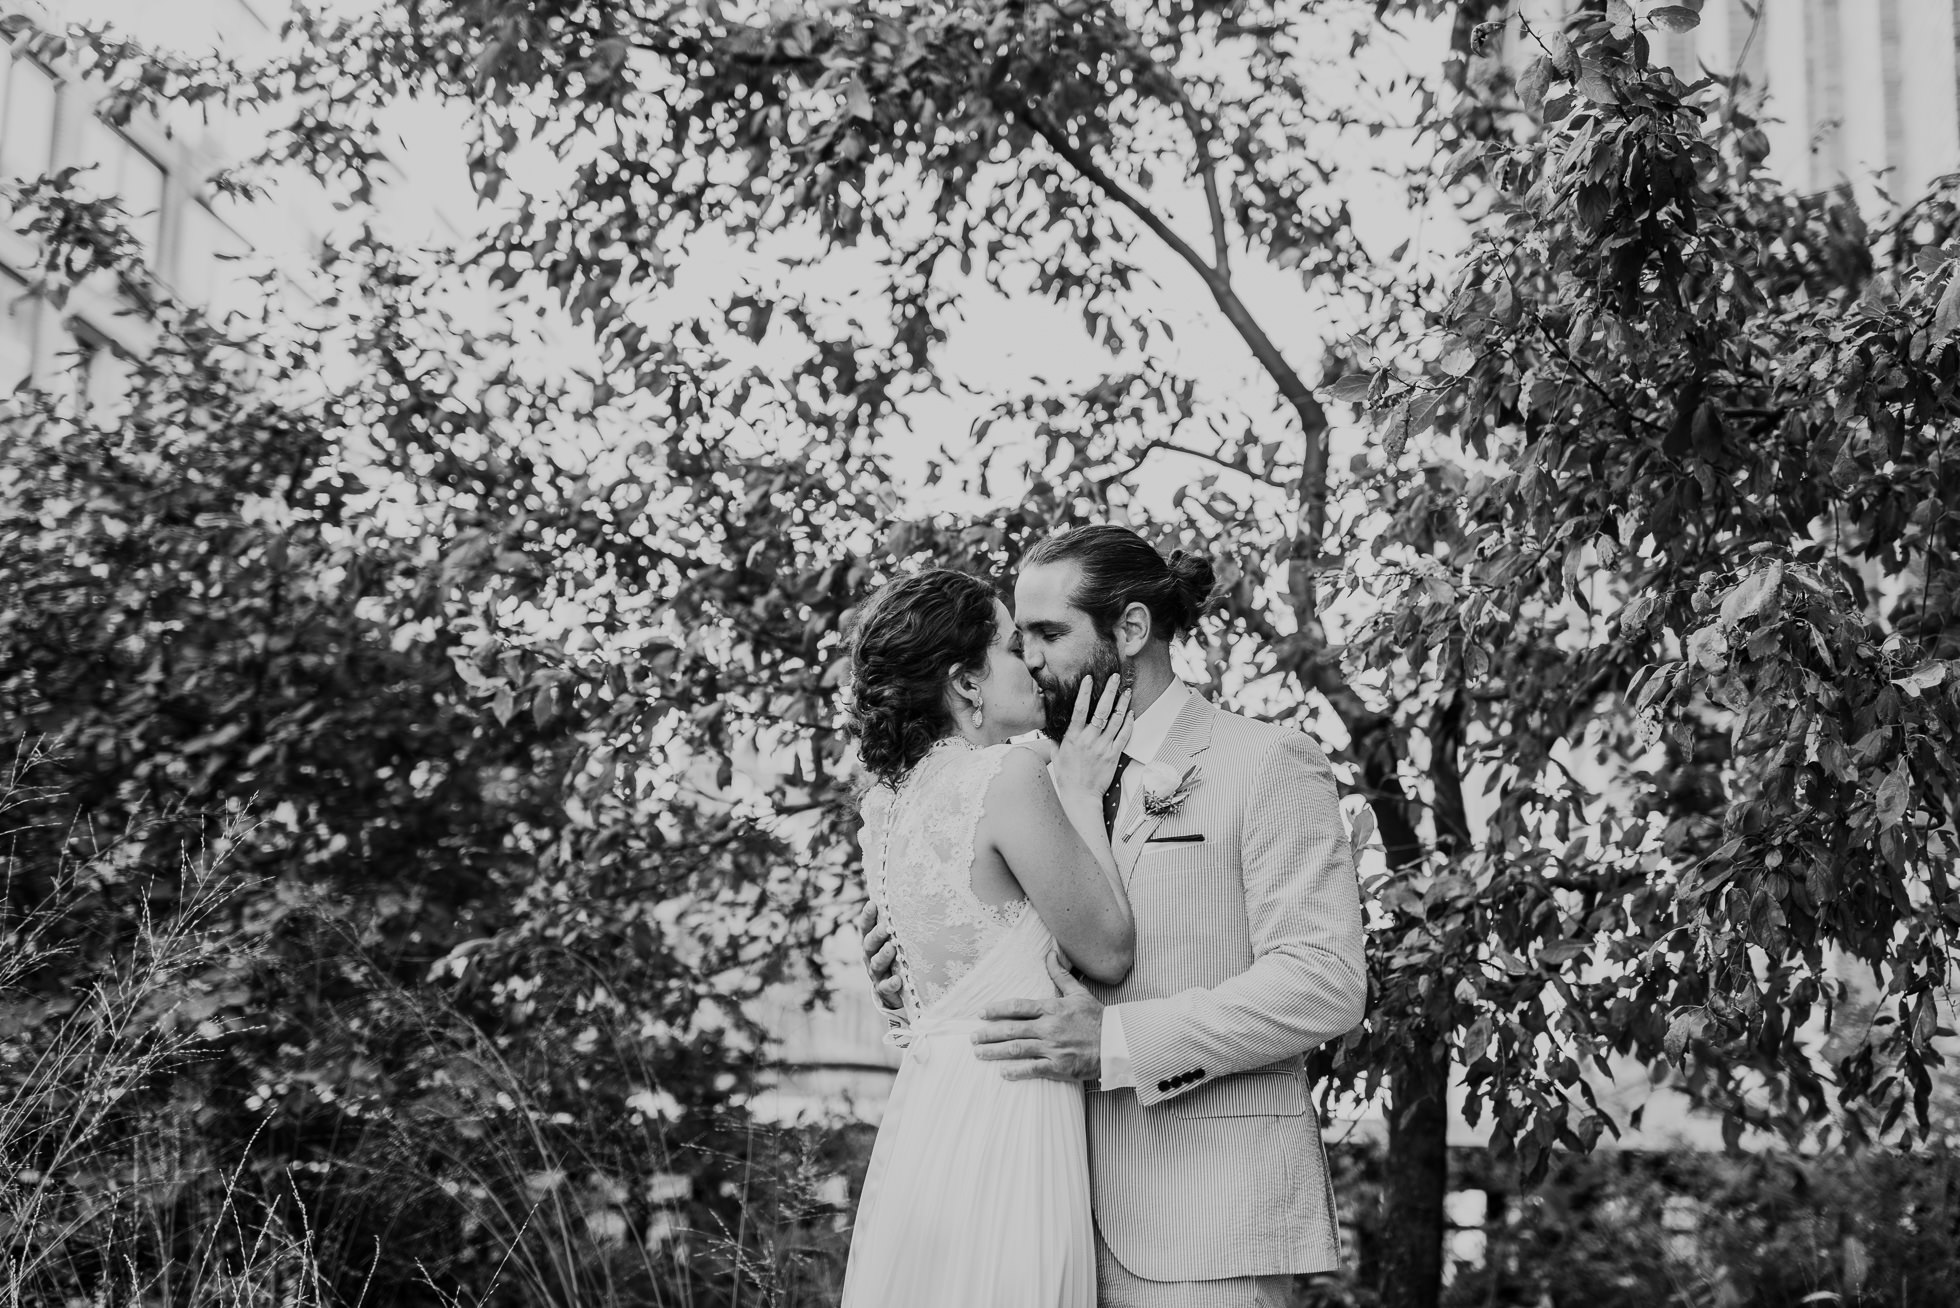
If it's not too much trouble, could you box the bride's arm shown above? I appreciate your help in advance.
[1044,677,1130,888]
[978,679,1135,984]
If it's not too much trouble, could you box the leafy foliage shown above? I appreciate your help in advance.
[3,2,1958,1307]
[1331,4,1960,1172]
[0,184,853,1304]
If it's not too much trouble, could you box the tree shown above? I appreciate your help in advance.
[6,1,1957,1306]
[0,174,846,1300]
[1332,7,1960,1298]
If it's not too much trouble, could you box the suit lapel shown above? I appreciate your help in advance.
[1116,692,1216,883]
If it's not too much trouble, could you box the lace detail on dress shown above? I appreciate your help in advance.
[860,739,1031,1012]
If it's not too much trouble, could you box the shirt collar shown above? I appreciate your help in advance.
[1125,681,1192,765]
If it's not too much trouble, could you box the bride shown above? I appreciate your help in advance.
[839,568,1135,1308]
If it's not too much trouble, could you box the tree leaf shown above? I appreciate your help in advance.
[1891,663,1948,696]
[1538,939,1589,966]
[1665,1007,1709,1063]
[1326,371,1374,403]
[1576,184,1611,232]
[1646,6,1701,32]
[1547,29,1578,73]
[1686,624,1729,671]
[1912,991,1937,1045]
[1379,400,1413,459]
[1347,801,1377,852]
[1875,762,1912,832]
[1933,268,1960,339]
[1516,56,1555,114]
[1718,562,1783,626]
[1577,67,1618,104]
[844,78,874,121]
[1618,591,1660,636]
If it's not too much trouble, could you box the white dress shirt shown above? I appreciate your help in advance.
[1095,681,1191,1092]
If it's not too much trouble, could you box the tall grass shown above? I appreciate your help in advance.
[0,748,855,1308]
[0,745,330,1306]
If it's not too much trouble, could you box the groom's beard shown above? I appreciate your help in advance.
[1037,639,1127,742]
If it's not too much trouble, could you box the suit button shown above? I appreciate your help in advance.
[1193,1069,1205,1080]
[1157,1080,1172,1093]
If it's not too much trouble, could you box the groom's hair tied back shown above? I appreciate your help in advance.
[1024,525,1217,642]
[844,568,998,785]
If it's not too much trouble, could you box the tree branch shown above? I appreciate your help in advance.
[1023,106,1332,625]
[1108,437,1286,488]
[1176,94,1232,281]
[1024,109,1221,285]
[1023,101,1399,879]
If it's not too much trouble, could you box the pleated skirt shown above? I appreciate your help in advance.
[839,931,1095,1307]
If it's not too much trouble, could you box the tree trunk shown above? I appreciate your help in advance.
[1381,1036,1451,1308]
[1379,685,1471,1308]
[1029,60,1474,1304]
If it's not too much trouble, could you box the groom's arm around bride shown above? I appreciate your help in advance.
[967,725,1365,1100]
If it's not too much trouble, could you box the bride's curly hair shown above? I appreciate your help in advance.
[846,569,998,787]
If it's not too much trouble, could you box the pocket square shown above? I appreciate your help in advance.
[1146,833,1205,844]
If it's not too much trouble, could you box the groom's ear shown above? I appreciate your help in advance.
[1114,600,1152,657]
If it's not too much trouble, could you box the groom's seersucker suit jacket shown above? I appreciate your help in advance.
[1088,689,1366,1284]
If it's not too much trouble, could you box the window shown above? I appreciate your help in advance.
[68,320,133,415]
[0,54,59,184]
[173,200,249,309]
[0,269,34,388]
[76,118,166,260]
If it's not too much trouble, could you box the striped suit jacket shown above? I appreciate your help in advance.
[1088,691,1367,1283]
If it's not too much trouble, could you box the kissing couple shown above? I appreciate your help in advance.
[840,524,1367,1308]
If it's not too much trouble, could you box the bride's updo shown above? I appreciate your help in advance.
[846,569,999,786]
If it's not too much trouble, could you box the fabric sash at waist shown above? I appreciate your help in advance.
[883,1016,982,1066]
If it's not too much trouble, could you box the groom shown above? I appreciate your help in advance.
[862,525,1367,1308]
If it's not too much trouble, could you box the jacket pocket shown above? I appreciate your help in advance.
[1171,1070,1307,1119]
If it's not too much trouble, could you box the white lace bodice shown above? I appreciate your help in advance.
[860,739,1032,1012]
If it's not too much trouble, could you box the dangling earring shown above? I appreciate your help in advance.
[973,704,985,730]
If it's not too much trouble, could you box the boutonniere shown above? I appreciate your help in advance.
[1125,762,1201,838]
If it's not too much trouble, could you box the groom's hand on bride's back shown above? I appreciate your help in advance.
[858,902,906,1012]
[971,952,1103,1083]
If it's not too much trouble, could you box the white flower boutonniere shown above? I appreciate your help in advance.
[1125,761,1201,838]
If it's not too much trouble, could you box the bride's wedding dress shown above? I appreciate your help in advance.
[840,738,1095,1308]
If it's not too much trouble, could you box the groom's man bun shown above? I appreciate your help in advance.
[1163,548,1218,635]
[1024,525,1218,641]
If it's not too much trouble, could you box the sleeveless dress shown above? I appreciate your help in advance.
[839,739,1096,1308]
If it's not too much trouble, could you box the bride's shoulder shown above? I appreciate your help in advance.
[856,779,897,822]
[972,741,1055,796]
[1001,735,1058,763]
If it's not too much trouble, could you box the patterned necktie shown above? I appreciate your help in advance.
[1102,755,1133,837]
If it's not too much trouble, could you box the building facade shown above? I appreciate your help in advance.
[1511,0,1960,202]
[1,0,463,402]
[0,0,277,399]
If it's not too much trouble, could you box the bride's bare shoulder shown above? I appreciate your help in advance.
[975,745,1064,830]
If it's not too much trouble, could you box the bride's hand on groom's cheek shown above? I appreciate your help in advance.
[971,953,1103,1083]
